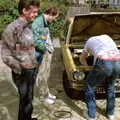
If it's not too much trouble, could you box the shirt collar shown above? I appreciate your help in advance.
[42,14,49,27]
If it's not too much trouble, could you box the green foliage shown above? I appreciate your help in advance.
[0,15,13,34]
[0,0,19,36]
[0,0,68,38]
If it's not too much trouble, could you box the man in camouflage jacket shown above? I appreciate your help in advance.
[1,0,40,120]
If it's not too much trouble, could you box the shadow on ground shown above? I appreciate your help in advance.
[0,44,120,120]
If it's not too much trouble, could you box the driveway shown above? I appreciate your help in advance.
[0,39,120,120]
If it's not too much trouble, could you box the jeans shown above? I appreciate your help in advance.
[12,68,36,120]
[84,58,120,118]
[35,51,43,64]
[33,51,44,80]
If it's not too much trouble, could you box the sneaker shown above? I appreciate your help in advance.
[32,118,38,120]
[48,93,56,100]
[88,118,96,120]
[44,97,55,104]
[108,115,115,120]
[86,116,96,120]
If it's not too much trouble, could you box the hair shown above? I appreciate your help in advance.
[18,0,40,14]
[45,6,59,16]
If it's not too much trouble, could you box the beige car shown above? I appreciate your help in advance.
[61,11,120,100]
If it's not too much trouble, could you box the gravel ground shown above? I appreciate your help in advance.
[0,39,120,120]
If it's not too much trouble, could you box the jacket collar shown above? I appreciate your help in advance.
[42,14,49,27]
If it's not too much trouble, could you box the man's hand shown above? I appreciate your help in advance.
[12,63,21,75]
[44,51,49,57]
[7,56,22,75]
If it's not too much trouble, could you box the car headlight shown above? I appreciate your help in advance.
[73,70,85,81]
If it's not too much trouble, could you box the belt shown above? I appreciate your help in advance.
[16,44,34,51]
[20,46,34,50]
[97,55,120,61]
[21,63,37,69]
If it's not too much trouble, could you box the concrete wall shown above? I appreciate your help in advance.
[73,0,85,4]
[109,0,120,6]
[87,0,120,6]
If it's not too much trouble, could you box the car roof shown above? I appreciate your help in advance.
[68,6,120,17]
[71,12,120,17]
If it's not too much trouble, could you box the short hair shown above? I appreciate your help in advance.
[45,6,59,16]
[18,0,40,14]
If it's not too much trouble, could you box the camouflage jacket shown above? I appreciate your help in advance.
[1,18,37,74]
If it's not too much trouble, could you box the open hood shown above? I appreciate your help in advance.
[69,12,120,43]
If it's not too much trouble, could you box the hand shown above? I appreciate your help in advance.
[12,63,21,75]
[44,51,49,57]
[7,56,22,75]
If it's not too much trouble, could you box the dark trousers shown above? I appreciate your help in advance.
[12,68,36,120]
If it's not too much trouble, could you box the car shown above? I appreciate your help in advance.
[60,11,120,100]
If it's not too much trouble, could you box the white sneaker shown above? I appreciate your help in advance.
[44,98,55,104]
[48,93,56,100]
[87,116,96,120]
[88,118,96,120]
[108,115,115,120]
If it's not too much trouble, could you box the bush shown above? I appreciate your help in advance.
[0,0,68,38]
[0,0,18,37]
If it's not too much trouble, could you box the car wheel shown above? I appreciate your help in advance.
[62,70,84,100]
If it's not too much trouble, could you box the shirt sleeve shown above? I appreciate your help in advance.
[2,27,16,50]
[83,41,89,53]
[1,26,21,74]
[32,22,47,53]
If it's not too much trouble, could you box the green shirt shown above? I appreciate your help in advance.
[32,14,49,53]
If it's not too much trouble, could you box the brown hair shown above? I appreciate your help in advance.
[45,6,59,16]
[18,0,40,14]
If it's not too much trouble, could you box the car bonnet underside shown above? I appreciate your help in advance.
[61,12,120,95]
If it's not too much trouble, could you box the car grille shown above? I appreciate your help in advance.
[70,78,120,94]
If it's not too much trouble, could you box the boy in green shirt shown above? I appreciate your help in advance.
[32,6,59,104]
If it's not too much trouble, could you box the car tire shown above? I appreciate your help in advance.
[62,70,84,100]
